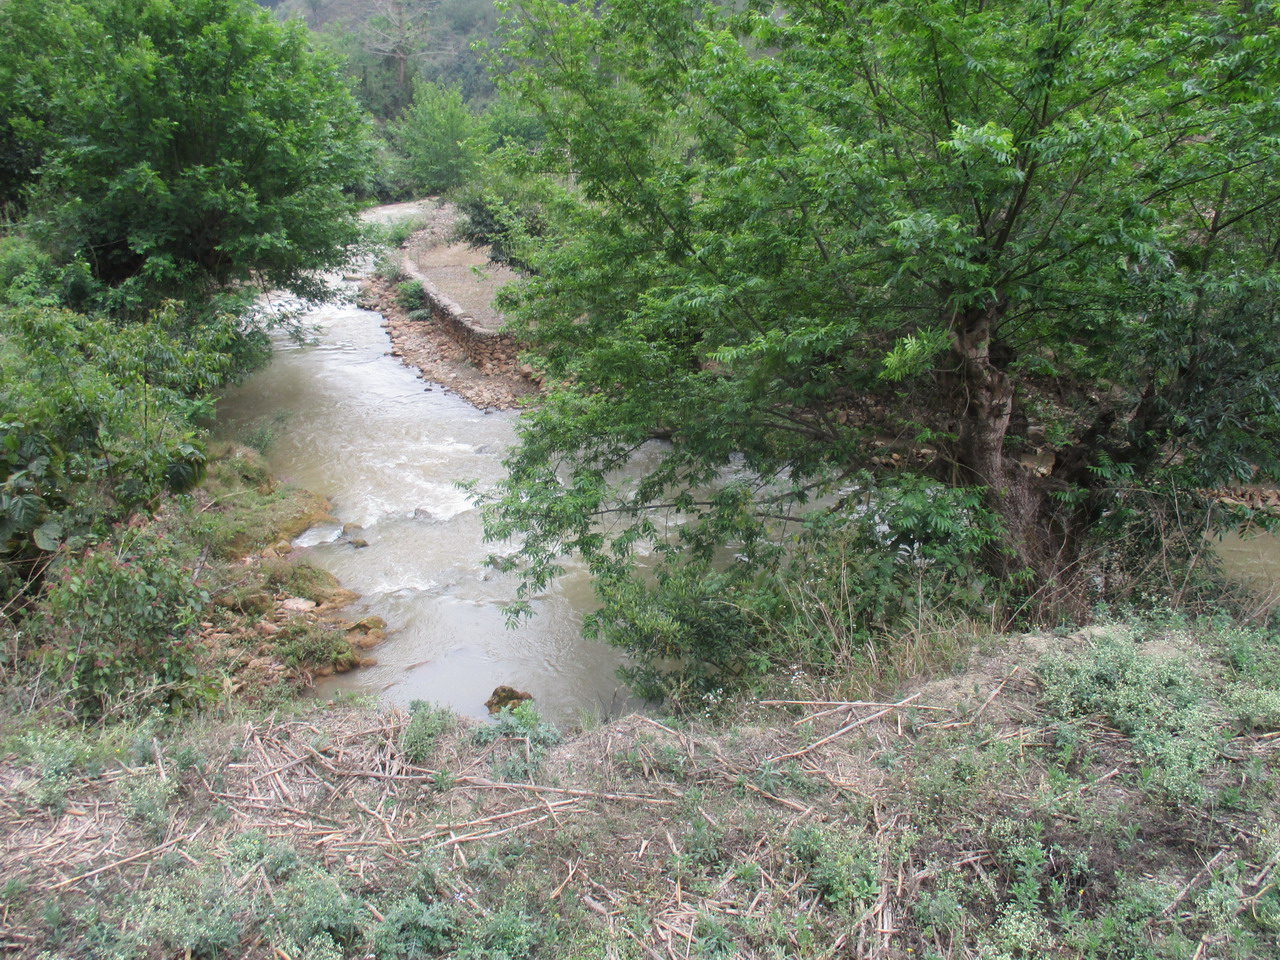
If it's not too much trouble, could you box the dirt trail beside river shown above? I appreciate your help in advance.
[363,200,538,411]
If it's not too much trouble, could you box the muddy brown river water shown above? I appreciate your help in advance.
[215,249,639,722]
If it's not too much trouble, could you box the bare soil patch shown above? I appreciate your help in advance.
[365,201,538,411]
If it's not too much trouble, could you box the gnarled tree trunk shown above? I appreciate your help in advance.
[947,306,1091,615]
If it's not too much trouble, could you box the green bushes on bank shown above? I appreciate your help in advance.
[29,529,210,718]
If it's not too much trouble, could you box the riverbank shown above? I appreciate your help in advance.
[164,442,388,702]
[361,201,539,411]
[3,614,1278,958]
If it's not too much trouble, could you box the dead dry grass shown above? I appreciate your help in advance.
[2,624,1278,958]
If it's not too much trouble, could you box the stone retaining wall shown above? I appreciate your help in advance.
[415,275,519,373]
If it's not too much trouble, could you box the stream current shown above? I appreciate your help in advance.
[216,276,636,724]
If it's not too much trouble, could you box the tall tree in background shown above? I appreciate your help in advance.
[485,0,1280,621]
[357,0,435,114]
[0,0,369,307]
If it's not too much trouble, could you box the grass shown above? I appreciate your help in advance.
[186,443,338,560]
[0,613,1277,958]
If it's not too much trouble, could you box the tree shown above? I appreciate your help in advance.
[483,0,1280,625]
[394,80,480,192]
[351,0,435,116]
[1,0,370,305]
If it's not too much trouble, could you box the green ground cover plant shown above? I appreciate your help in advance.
[5,613,1278,958]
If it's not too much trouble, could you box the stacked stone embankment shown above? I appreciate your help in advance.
[410,270,520,375]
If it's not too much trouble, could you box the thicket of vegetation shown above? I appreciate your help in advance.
[472,0,1280,699]
[0,0,368,715]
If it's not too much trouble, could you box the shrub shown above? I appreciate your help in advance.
[13,727,102,812]
[126,867,245,959]
[372,896,458,957]
[32,530,209,717]
[119,773,178,840]
[393,81,479,194]
[268,619,354,670]
[456,906,540,960]
[402,701,454,766]
[396,280,427,311]
[786,824,879,911]
[270,867,362,947]
[381,216,428,249]
[588,475,998,707]
[474,701,560,783]
[227,829,300,881]
[1,302,265,602]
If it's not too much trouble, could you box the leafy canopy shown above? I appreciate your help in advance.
[0,0,370,306]
[481,0,1280,661]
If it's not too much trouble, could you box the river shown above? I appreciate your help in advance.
[215,217,637,723]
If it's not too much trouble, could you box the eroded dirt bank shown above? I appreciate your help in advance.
[361,201,539,412]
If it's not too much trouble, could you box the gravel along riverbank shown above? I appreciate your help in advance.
[363,200,539,411]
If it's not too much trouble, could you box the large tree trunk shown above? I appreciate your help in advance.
[947,306,1089,616]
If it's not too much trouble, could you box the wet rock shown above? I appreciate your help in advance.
[353,629,386,650]
[351,616,387,632]
[348,538,370,549]
[341,522,364,536]
[485,685,534,714]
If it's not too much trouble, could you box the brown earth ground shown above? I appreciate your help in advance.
[361,200,538,412]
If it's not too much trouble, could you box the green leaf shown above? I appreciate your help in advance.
[33,520,62,552]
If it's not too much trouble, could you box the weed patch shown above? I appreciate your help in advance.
[402,700,454,765]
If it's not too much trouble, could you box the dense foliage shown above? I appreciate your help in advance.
[0,0,369,306]
[480,0,1280,678]
[0,0,371,710]
[393,81,481,193]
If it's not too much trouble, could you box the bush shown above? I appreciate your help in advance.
[268,619,354,670]
[585,474,998,707]
[456,906,540,960]
[32,530,209,717]
[270,867,362,947]
[474,701,560,782]
[397,280,427,311]
[126,867,246,959]
[1,302,261,599]
[402,701,454,765]
[372,896,458,958]
[393,81,479,194]
[786,824,879,911]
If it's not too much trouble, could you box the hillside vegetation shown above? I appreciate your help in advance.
[2,2,1280,957]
